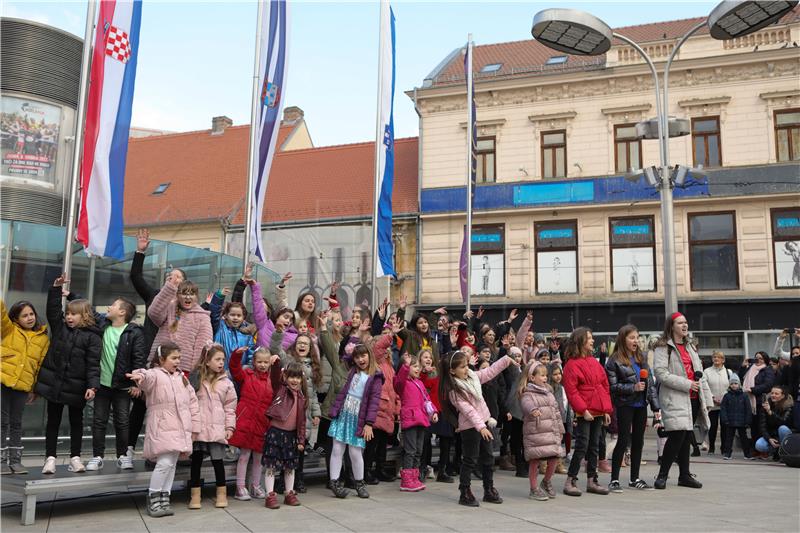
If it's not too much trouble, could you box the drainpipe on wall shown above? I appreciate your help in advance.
[413,87,422,306]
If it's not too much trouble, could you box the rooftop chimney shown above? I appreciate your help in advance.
[211,116,233,135]
[282,106,304,124]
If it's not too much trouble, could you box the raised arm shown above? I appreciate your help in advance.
[0,300,13,339]
[147,279,178,327]
[45,283,64,337]
[250,281,275,347]
[393,362,410,396]
[516,311,533,348]
[130,229,159,304]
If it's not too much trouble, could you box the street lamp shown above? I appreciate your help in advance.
[531,1,798,315]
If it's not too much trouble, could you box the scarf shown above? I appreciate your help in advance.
[743,364,764,414]
[453,369,497,428]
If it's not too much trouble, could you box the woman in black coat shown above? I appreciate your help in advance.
[34,278,102,472]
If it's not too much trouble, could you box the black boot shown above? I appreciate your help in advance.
[436,468,454,483]
[483,486,503,504]
[295,471,307,493]
[654,473,668,490]
[377,467,396,482]
[677,473,702,489]
[458,486,479,507]
[354,479,370,498]
[364,469,379,485]
[514,462,528,478]
[330,479,349,499]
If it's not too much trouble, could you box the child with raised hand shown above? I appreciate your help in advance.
[187,344,237,510]
[86,297,146,472]
[519,362,564,501]
[438,350,515,507]
[327,343,384,499]
[229,346,279,501]
[395,352,438,492]
[263,361,308,509]
[36,274,102,475]
[210,298,257,370]
[127,342,200,518]
[1,298,49,474]
[147,272,212,374]
[246,276,300,351]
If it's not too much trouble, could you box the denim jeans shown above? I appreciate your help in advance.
[92,386,131,458]
[1,385,27,449]
[755,425,792,453]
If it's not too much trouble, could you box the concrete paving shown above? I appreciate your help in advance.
[2,452,799,532]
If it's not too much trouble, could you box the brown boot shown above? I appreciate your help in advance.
[555,458,567,475]
[215,486,228,508]
[587,476,609,495]
[498,455,515,471]
[188,487,202,509]
[563,476,582,497]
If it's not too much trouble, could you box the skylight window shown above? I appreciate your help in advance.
[480,63,502,73]
[152,183,170,195]
[545,55,568,65]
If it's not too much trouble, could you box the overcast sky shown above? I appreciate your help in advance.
[3,1,718,146]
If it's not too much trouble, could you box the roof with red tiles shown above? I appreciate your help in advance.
[123,124,418,227]
[431,8,800,86]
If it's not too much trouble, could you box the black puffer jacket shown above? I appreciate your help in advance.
[96,315,147,389]
[760,398,794,441]
[605,356,660,411]
[34,287,102,407]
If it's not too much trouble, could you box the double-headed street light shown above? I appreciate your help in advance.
[531,1,798,315]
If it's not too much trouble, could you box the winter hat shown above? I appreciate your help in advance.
[729,373,741,386]
[534,333,545,343]
[509,346,523,358]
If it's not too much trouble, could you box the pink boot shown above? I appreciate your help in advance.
[410,469,426,491]
[400,469,424,492]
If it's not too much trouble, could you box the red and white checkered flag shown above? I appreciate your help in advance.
[105,25,131,63]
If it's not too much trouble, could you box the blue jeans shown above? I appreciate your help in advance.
[754,426,792,453]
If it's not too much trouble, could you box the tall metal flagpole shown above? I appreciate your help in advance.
[464,34,474,313]
[370,0,389,309]
[243,0,266,272]
[62,0,98,288]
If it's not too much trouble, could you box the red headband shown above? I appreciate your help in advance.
[670,312,684,321]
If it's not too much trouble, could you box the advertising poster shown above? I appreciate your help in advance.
[537,250,577,293]
[1,97,62,182]
[776,241,800,288]
[612,247,655,292]
[471,253,504,296]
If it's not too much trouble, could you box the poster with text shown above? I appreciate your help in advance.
[537,250,577,293]
[1,97,62,182]
[775,241,800,288]
[612,247,655,292]
[471,253,504,296]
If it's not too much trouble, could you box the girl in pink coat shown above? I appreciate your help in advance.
[127,342,200,518]
[147,276,213,374]
[519,362,564,502]
[438,350,514,507]
[394,352,438,492]
[187,344,237,510]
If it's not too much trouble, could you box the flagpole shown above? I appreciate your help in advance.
[465,34,474,313]
[243,0,266,272]
[62,0,97,288]
[370,0,389,309]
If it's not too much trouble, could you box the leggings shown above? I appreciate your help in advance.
[459,428,494,490]
[330,439,364,481]
[236,448,264,489]
[149,451,179,494]
[363,428,389,473]
[529,457,558,490]
[708,410,720,451]
[190,450,226,487]
[45,400,84,458]
[612,405,647,482]
[508,418,524,466]
[658,398,699,478]
[127,396,146,449]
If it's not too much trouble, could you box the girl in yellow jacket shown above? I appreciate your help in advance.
[1,299,50,474]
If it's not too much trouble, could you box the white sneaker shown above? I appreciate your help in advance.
[86,456,104,471]
[117,454,134,470]
[250,485,266,499]
[42,456,57,474]
[235,487,251,501]
[68,456,86,473]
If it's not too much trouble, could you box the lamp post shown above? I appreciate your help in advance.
[531,1,798,315]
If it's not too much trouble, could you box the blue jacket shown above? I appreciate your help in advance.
[720,388,752,428]
[209,292,256,368]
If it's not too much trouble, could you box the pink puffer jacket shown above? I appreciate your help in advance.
[520,383,564,461]
[394,363,435,430]
[135,367,200,460]
[147,282,213,373]
[194,375,237,443]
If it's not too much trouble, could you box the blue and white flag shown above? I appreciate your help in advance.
[250,0,289,261]
[374,1,397,278]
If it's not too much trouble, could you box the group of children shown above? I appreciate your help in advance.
[2,234,796,518]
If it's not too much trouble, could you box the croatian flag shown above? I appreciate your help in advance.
[375,2,397,279]
[76,0,142,259]
[249,0,289,261]
[459,39,476,302]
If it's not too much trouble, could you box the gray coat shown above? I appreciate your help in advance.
[653,340,712,432]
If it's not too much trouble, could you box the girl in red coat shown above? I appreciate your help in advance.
[562,327,613,497]
[229,347,279,501]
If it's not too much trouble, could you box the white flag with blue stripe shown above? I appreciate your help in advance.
[375,1,397,279]
[249,0,289,261]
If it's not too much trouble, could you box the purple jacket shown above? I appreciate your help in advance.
[329,366,384,437]
[394,363,435,430]
[250,281,297,350]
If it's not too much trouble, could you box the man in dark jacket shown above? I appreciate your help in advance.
[86,298,147,471]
